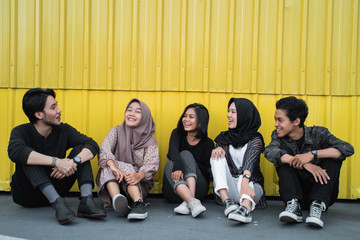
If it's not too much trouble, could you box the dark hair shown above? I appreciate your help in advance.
[276,96,308,128]
[22,88,56,123]
[177,103,209,139]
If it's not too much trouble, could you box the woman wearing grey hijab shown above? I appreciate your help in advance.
[97,99,159,220]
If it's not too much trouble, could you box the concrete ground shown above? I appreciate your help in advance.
[0,193,359,240]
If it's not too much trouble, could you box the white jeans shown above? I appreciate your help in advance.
[210,157,263,211]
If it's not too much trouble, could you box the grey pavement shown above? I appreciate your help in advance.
[0,193,359,240]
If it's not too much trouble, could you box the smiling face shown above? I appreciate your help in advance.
[182,107,198,133]
[35,95,62,126]
[274,109,298,138]
[227,102,237,129]
[125,101,142,128]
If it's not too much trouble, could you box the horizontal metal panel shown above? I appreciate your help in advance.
[0,89,358,199]
[0,0,359,95]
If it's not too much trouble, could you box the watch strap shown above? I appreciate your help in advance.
[51,157,58,167]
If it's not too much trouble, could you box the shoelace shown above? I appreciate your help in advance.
[285,199,298,212]
[310,202,325,217]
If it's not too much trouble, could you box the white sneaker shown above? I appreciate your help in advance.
[112,193,130,217]
[174,201,191,215]
[187,198,206,218]
[306,200,326,228]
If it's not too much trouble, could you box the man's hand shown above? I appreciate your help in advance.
[290,152,314,169]
[303,163,330,185]
[171,170,183,182]
[50,168,66,179]
[55,158,77,177]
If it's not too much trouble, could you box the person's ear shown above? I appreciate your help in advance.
[293,117,301,127]
[34,111,44,120]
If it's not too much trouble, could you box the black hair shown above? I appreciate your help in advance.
[22,88,56,123]
[177,103,209,139]
[276,96,308,128]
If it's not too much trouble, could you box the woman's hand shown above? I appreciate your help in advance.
[171,170,183,182]
[124,172,145,185]
[303,163,330,185]
[108,163,125,183]
[211,147,225,160]
[240,179,255,199]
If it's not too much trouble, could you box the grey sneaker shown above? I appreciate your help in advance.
[174,201,191,215]
[223,198,238,216]
[279,198,303,223]
[127,200,147,220]
[228,205,252,223]
[112,193,130,217]
[306,200,326,228]
[187,198,206,217]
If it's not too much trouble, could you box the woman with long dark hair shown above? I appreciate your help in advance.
[162,103,214,217]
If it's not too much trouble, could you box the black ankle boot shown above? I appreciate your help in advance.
[51,197,76,225]
[77,195,106,219]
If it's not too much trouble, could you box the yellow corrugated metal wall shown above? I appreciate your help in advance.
[0,0,359,199]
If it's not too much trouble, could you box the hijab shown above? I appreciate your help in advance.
[116,98,157,164]
[214,98,264,148]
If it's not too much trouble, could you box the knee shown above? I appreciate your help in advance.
[210,157,227,167]
[179,151,196,164]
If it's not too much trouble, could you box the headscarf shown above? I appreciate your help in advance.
[214,98,264,148]
[116,98,157,164]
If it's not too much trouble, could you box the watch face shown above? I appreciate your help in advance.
[73,156,81,164]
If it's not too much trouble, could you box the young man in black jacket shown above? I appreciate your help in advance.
[8,88,106,224]
[265,96,354,228]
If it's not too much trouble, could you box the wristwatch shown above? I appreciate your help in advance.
[311,150,318,160]
[73,156,82,166]
[51,157,58,167]
[243,174,251,180]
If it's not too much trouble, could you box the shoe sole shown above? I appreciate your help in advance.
[174,209,191,215]
[279,212,303,223]
[113,194,130,217]
[224,205,239,217]
[127,212,148,220]
[77,212,107,219]
[59,215,77,225]
[228,213,252,223]
[306,217,324,228]
[191,207,206,218]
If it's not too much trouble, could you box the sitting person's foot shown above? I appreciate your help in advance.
[112,193,130,217]
[223,198,238,217]
[77,195,107,219]
[279,198,303,223]
[187,198,206,218]
[174,201,191,215]
[51,197,76,225]
[305,200,326,228]
[127,200,148,220]
[228,205,252,223]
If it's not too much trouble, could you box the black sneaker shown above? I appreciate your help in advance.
[306,200,326,228]
[228,205,252,223]
[127,200,147,220]
[223,198,238,216]
[279,198,303,223]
